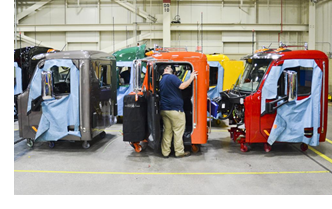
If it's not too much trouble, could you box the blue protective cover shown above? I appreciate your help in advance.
[261,66,283,114]
[266,59,322,146]
[207,61,224,100]
[207,61,224,119]
[28,59,81,141]
[14,62,23,95]
[117,61,134,116]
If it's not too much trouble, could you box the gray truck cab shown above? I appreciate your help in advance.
[18,50,117,149]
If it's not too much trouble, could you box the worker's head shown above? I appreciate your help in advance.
[164,65,173,74]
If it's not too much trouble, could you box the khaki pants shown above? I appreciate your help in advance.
[160,110,186,157]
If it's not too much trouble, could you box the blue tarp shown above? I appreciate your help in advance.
[261,66,283,114]
[14,62,23,95]
[28,59,81,142]
[117,61,134,116]
[207,61,224,119]
[207,61,224,100]
[266,59,322,146]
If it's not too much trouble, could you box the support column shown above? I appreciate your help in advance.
[308,0,316,50]
[163,0,171,47]
[15,0,17,49]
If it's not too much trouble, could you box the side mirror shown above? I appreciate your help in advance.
[41,71,54,100]
[133,60,141,91]
[287,71,297,102]
[264,70,297,114]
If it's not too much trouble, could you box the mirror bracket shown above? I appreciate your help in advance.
[41,71,55,101]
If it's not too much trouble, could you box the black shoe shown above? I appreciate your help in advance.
[175,151,191,158]
[163,155,169,158]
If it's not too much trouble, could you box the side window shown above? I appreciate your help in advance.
[49,65,70,95]
[98,64,111,87]
[277,70,286,98]
[175,65,192,82]
[118,66,131,86]
[139,62,147,88]
[209,66,218,87]
[284,66,313,96]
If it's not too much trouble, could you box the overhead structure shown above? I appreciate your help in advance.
[102,32,162,53]
[114,0,157,23]
[15,32,50,48]
[17,0,52,21]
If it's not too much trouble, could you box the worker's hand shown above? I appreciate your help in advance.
[190,70,198,80]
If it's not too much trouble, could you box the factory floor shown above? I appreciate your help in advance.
[14,105,332,195]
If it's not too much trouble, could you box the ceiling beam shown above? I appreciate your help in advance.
[17,0,52,21]
[17,23,308,32]
[101,32,162,53]
[114,0,157,23]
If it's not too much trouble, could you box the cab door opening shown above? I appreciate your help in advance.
[153,63,194,147]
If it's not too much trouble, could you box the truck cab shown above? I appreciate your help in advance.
[122,50,209,153]
[113,44,147,116]
[18,50,117,149]
[215,46,329,152]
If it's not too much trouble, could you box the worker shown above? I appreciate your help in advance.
[159,65,198,158]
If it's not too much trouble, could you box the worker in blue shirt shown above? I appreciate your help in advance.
[160,65,197,158]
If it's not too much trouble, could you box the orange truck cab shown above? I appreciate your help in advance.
[122,49,210,153]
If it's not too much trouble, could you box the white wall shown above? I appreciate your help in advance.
[15,0,331,58]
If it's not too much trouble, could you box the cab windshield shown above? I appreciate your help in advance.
[234,59,272,92]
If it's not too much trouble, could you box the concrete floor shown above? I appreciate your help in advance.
[14,105,332,195]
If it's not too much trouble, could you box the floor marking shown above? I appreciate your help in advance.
[14,129,227,133]
[14,170,329,175]
[102,138,117,153]
[326,138,332,145]
[309,146,332,164]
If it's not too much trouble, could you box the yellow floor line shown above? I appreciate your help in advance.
[14,129,229,133]
[326,138,332,145]
[14,170,329,175]
[309,146,332,164]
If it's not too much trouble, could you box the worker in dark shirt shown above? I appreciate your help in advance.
[160,65,197,158]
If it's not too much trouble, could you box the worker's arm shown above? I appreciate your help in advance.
[179,71,198,90]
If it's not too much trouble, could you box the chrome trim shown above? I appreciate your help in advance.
[321,61,325,134]
[194,78,198,129]
[241,53,282,60]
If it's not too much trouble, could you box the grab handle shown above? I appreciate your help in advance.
[193,77,198,129]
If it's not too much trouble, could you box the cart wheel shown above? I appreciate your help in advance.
[99,131,106,139]
[82,141,90,149]
[240,143,248,152]
[230,132,234,140]
[129,142,135,149]
[48,141,55,149]
[300,143,308,152]
[133,143,142,153]
[27,139,34,148]
[191,144,200,153]
[264,143,272,153]
[140,140,148,150]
